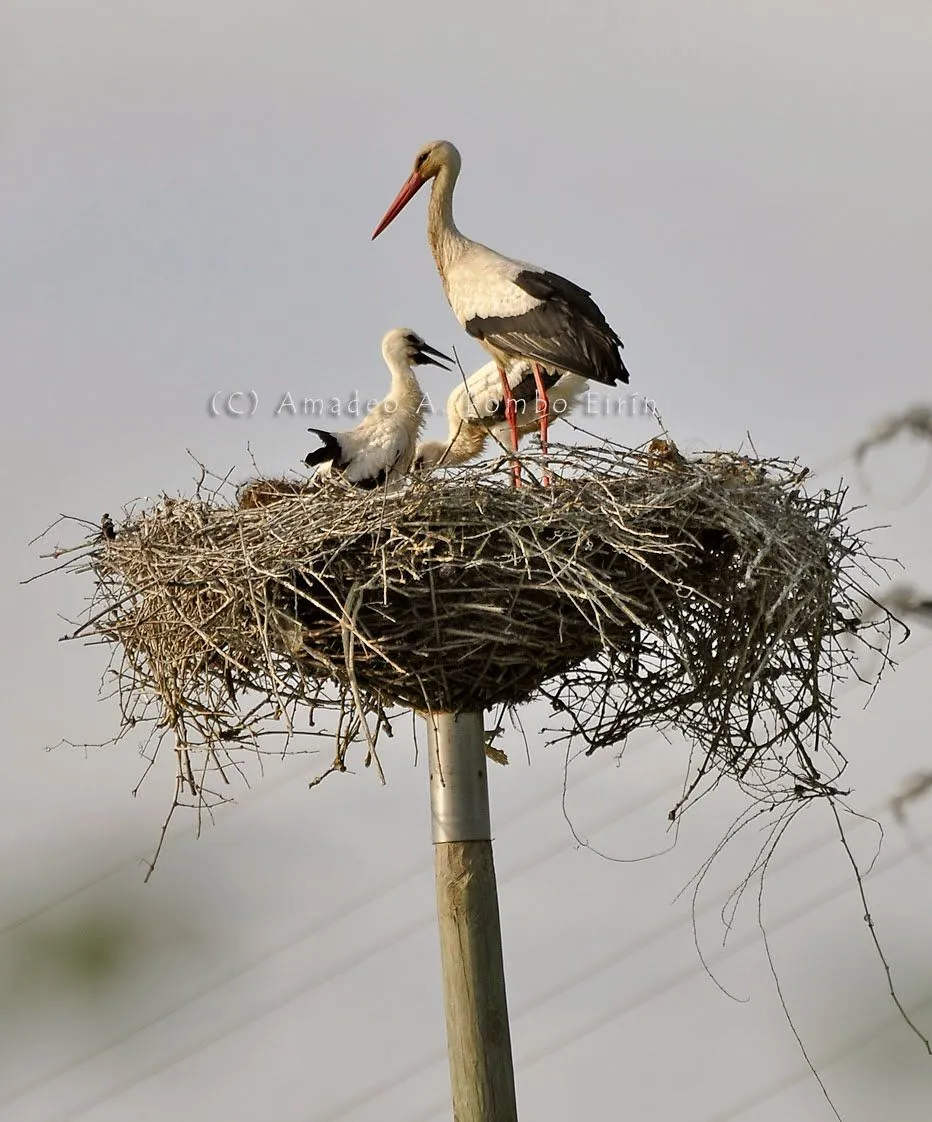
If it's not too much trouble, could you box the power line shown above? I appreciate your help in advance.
[0,752,313,936]
[15,642,931,1120]
[700,994,932,1122]
[403,831,932,1122]
[0,739,663,1113]
[13,621,927,941]
[0,700,642,937]
[0,857,132,938]
[307,643,932,1120]
[38,804,931,1122]
[24,769,675,1122]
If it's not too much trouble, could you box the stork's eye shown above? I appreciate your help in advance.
[415,152,428,169]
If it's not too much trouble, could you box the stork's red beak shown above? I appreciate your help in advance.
[371,171,426,239]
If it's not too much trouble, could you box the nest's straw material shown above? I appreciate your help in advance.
[57,441,891,812]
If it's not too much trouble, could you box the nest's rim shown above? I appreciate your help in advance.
[40,437,894,827]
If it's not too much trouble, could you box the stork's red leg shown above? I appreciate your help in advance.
[532,363,551,484]
[498,365,522,488]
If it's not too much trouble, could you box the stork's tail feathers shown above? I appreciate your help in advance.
[614,351,631,386]
[303,428,342,468]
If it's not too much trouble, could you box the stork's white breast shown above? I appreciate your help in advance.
[444,246,543,324]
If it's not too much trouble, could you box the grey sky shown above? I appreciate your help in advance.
[2,1,932,1120]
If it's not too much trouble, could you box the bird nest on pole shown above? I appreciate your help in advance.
[49,439,892,816]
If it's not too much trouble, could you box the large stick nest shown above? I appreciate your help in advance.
[52,440,893,812]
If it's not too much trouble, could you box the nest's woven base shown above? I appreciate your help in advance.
[54,441,889,814]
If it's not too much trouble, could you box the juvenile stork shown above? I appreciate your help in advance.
[414,361,588,471]
[303,328,451,488]
[372,140,629,482]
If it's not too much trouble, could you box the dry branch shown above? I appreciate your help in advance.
[45,440,894,814]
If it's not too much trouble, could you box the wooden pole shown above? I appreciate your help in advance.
[426,710,518,1122]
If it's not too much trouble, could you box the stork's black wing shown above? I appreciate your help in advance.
[466,269,629,387]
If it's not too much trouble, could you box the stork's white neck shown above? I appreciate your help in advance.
[427,161,469,276]
[382,356,427,422]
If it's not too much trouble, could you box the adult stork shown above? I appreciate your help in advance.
[371,139,629,482]
[414,361,588,471]
[303,328,451,488]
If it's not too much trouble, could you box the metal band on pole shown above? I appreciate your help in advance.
[426,710,491,843]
